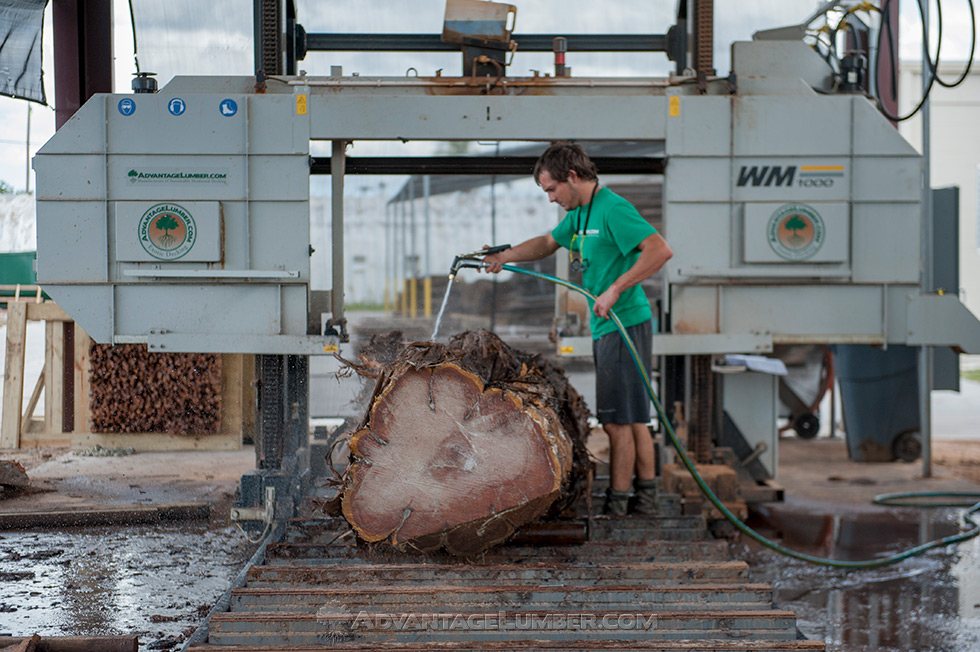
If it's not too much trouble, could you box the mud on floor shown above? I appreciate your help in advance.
[0,518,258,651]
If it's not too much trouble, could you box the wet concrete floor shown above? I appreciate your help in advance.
[741,500,980,651]
[0,518,257,651]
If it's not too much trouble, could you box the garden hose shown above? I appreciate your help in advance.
[496,262,980,569]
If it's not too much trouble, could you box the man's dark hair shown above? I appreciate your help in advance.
[533,141,598,185]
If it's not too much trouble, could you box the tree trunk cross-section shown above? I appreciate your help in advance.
[341,330,590,556]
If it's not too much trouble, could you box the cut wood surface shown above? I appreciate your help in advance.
[341,330,590,556]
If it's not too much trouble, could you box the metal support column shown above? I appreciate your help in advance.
[256,355,286,470]
[53,0,112,130]
[919,3,933,477]
[329,140,347,338]
[423,175,432,318]
[409,179,417,319]
[385,201,392,313]
[400,195,408,315]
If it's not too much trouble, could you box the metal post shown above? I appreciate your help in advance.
[400,197,408,315]
[920,3,933,478]
[384,201,392,314]
[490,142,499,332]
[683,354,692,443]
[829,376,837,438]
[409,179,417,319]
[330,140,346,331]
[25,105,31,193]
[423,175,432,318]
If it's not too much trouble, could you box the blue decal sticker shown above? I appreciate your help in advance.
[118,98,136,116]
[219,99,238,117]
[168,98,187,116]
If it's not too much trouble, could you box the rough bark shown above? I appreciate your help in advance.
[340,330,590,556]
[0,460,29,489]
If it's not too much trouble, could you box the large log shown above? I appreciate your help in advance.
[340,330,590,556]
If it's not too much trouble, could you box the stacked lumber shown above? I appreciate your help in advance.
[88,343,222,434]
[339,329,591,555]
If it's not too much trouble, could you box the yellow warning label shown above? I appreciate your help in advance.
[669,96,680,117]
[559,346,575,355]
[297,94,308,115]
[323,344,339,353]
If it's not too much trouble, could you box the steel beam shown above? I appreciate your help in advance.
[310,156,665,176]
[308,94,668,141]
[304,33,668,53]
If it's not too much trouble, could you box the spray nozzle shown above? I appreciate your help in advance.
[449,257,487,280]
[448,244,511,279]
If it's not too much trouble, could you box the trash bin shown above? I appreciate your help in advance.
[833,344,921,462]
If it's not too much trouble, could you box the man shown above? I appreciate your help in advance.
[483,142,673,515]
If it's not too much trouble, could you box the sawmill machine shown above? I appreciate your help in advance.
[33,0,980,524]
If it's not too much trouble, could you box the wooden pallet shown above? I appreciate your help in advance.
[1,302,253,451]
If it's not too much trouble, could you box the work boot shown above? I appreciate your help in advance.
[602,489,630,516]
[631,477,659,515]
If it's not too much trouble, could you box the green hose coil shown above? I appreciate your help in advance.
[497,263,980,568]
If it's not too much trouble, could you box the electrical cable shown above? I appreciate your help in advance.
[235,514,274,544]
[865,0,975,121]
[874,0,939,121]
[491,262,980,569]
[931,0,976,88]
[127,0,141,74]
[808,0,975,121]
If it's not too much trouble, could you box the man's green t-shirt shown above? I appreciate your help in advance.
[551,186,658,339]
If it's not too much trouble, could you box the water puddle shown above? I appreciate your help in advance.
[740,501,980,651]
[0,521,257,651]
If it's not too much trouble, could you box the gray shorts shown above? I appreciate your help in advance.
[593,319,653,425]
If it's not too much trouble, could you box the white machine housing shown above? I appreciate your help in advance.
[34,40,980,476]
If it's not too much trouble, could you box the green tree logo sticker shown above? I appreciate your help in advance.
[767,204,825,261]
[782,214,808,247]
[154,213,180,247]
[138,203,197,260]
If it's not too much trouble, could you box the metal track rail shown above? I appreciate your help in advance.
[186,486,825,652]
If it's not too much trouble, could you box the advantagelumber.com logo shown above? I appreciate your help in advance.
[138,203,197,260]
[128,168,227,183]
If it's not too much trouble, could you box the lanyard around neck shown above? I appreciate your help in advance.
[574,183,600,236]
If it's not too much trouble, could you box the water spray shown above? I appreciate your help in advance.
[433,244,512,340]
